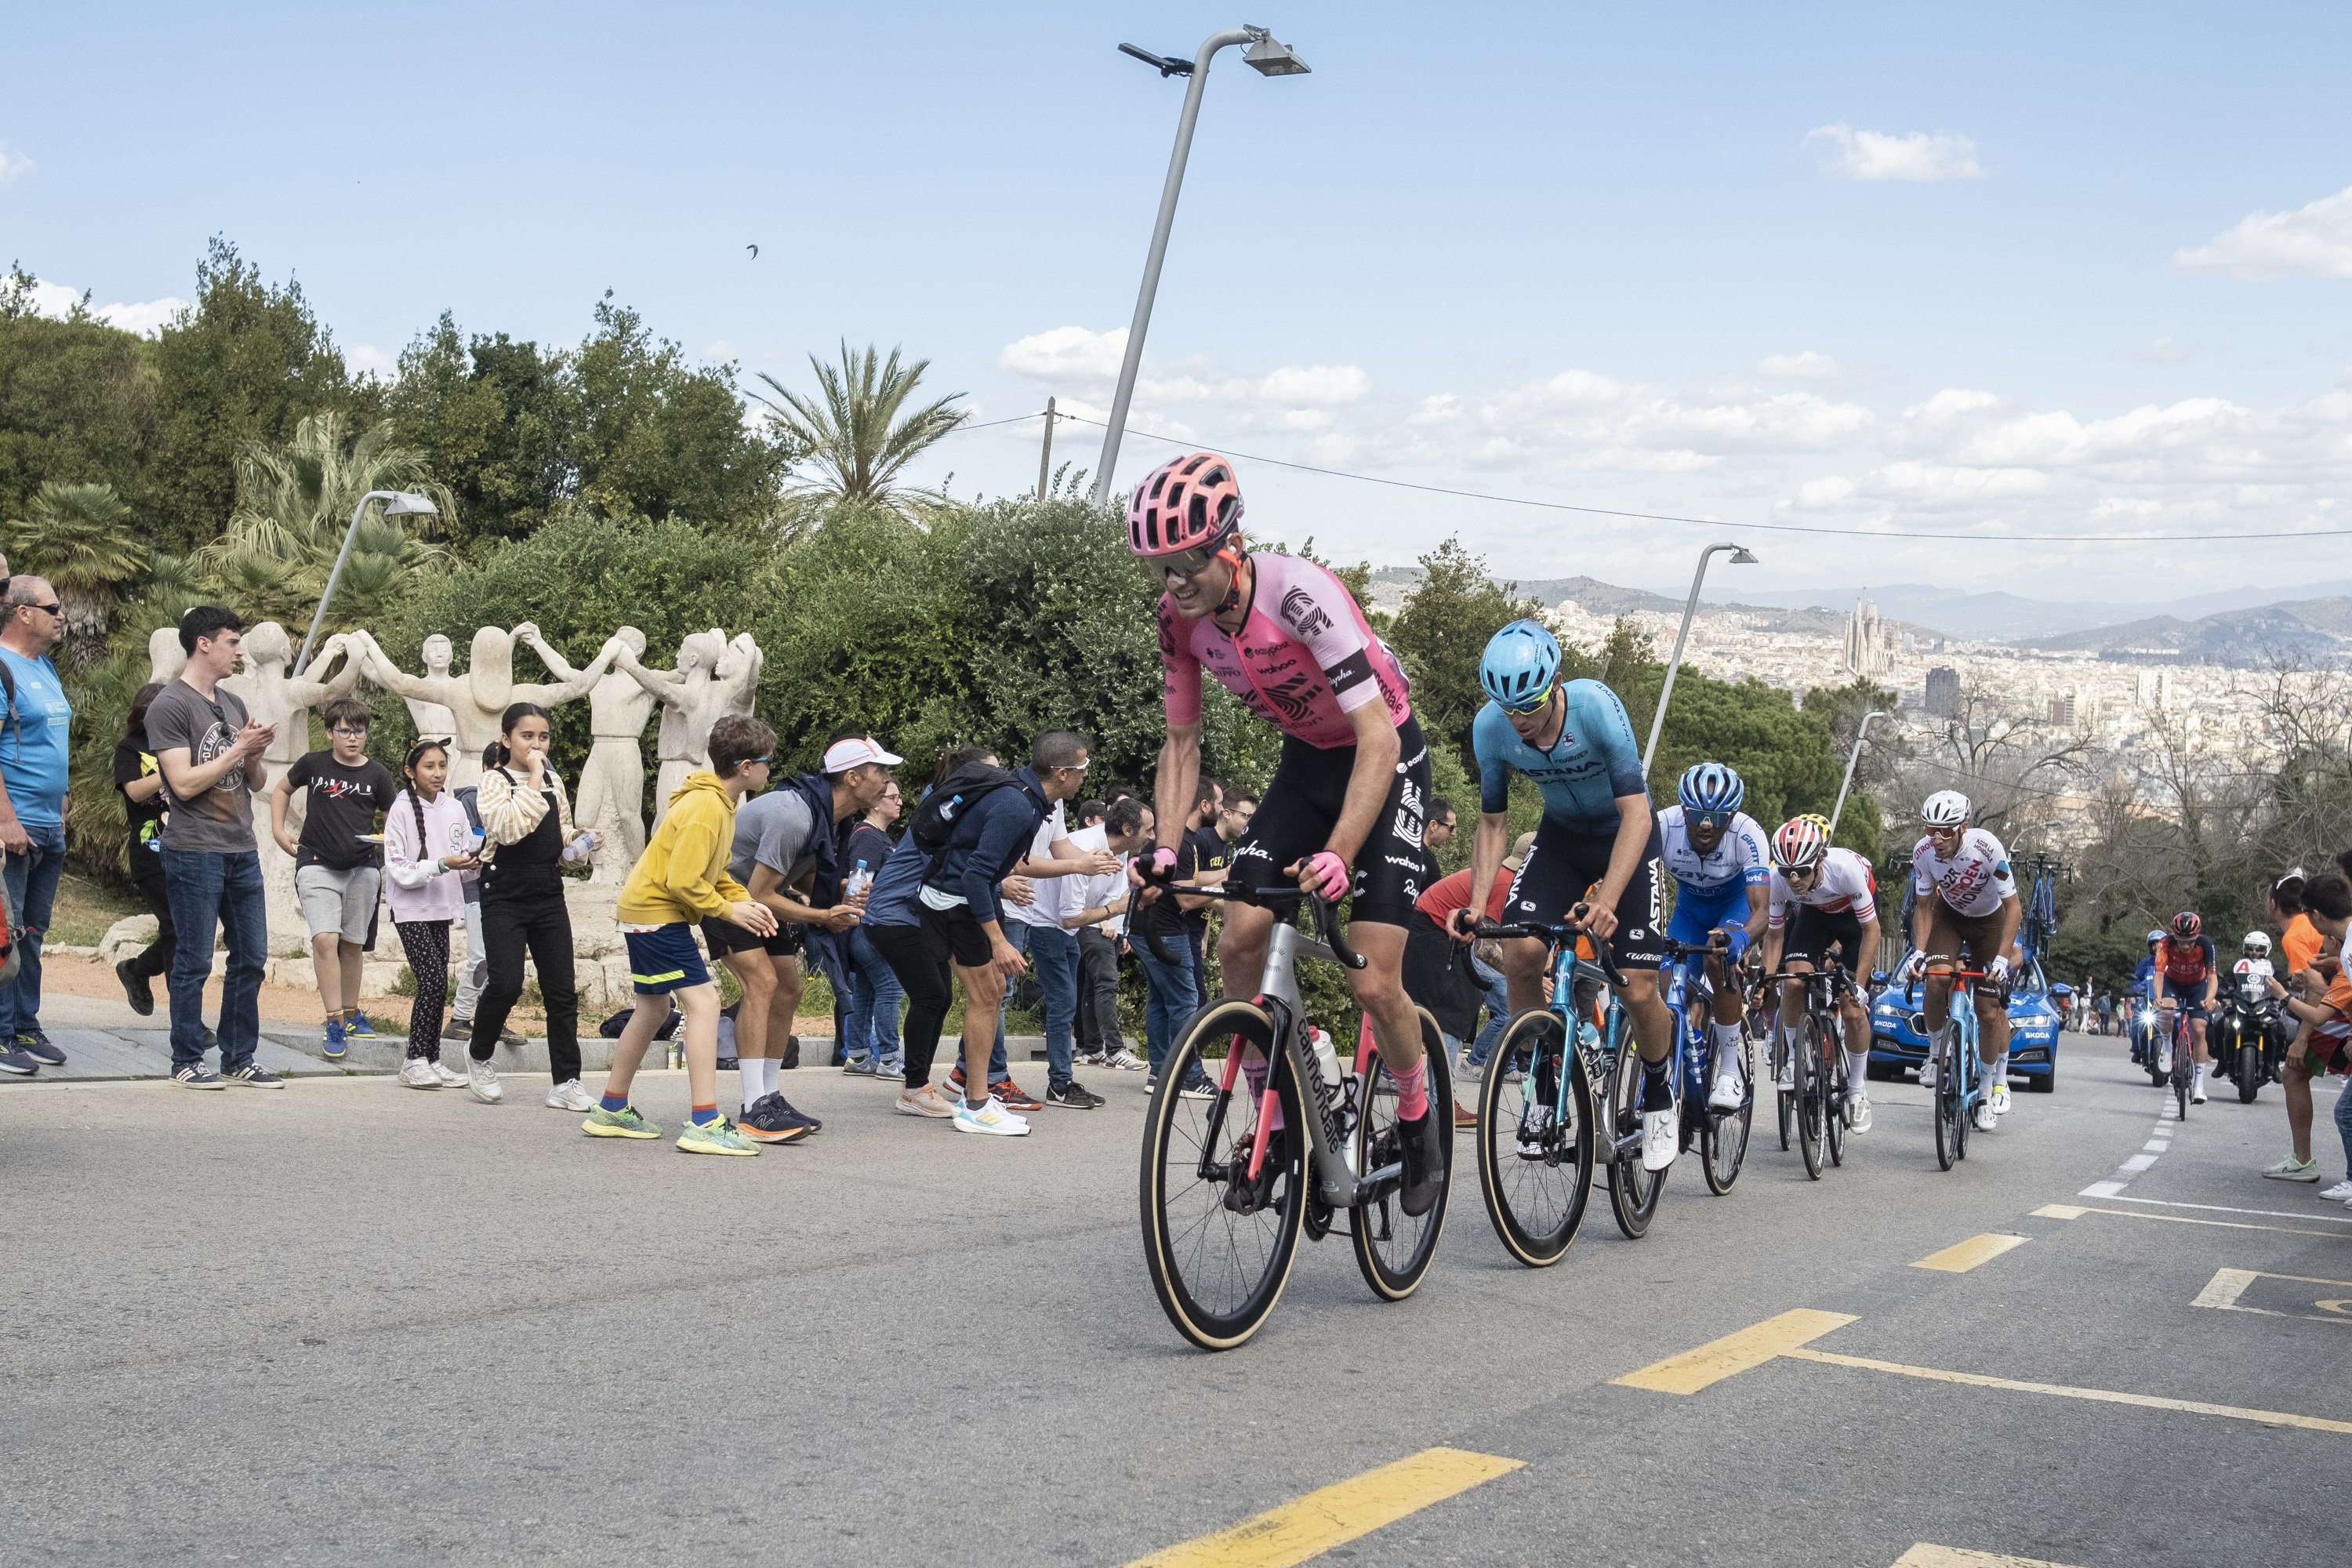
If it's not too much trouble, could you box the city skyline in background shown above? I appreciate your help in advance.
[8,2,2350,601]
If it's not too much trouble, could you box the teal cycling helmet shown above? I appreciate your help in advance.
[1479,619,1560,711]
[1678,762,1744,815]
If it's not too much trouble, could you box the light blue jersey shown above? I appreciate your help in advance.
[1472,678,1646,835]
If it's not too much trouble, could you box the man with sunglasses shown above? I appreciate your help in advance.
[1759,816,1882,1132]
[1461,619,1681,1172]
[0,578,74,1075]
[1903,789,2021,1131]
[1657,763,1771,1112]
[1130,452,1449,1218]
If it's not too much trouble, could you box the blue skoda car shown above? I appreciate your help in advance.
[1867,956,2063,1093]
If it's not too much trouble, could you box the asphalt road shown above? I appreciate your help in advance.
[4,1034,2347,1567]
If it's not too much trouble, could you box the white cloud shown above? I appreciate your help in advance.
[1757,350,1849,380]
[347,343,397,379]
[95,296,186,335]
[999,324,1127,380]
[1806,123,1984,183]
[1252,364,1370,405]
[0,143,33,185]
[2176,183,2352,280]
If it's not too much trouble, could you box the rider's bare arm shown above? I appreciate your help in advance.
[1151,723,1202,867]
[1461,810,1512,936]
[1320,699,1399,869]
[1740,882,1768,942]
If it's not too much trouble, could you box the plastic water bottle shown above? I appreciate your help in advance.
[1307,1025,1343,1098]
[844,858,873,899]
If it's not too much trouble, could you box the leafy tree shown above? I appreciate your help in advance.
[753,341,966,532]
[0,267,159,524]
[1386,537,1542,775]
[385,314,568,546]
[6,481,145,652]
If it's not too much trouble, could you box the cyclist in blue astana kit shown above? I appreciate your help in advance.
[1460,619,1680,1172]
[1657,762,1770,1112]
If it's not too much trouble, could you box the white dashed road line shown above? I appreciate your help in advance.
[2082,1097,2179,1200]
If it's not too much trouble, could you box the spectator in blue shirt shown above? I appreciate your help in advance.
[0,579,74,1075]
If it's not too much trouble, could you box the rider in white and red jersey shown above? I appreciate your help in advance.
[1131,452,1445,1218]
[1759,819,1883,1132]
[1904,790,2023,1130]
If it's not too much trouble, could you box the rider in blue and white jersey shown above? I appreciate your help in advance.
[1657,763,1770,1112]
[1461,620,1679,1172]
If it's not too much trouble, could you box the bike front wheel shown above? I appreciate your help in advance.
[1702,1027,1752,1196]
[1139,1000,1307,1351]
[1795,1013,1827,1181]
[1476,1008,1595,1265]
[1824,1020,1849,1170]
[1607,1033,1665,1238]
[1933,1030,1962,1171]
[1352,1007,1453,1299]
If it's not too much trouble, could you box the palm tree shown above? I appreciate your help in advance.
[7,481,148,646]
[753,341,968,533]
[197,412,452,637]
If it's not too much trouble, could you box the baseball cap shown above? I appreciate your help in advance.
[823,736,904,774]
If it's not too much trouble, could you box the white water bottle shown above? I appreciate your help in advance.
[844,858,873,899]
[1307,1025,1343,1098]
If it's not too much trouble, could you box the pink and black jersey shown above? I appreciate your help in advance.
[1158,553,1412,750]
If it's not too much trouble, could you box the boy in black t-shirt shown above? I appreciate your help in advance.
[269,698,397,1058]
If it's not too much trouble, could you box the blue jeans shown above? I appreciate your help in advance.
[996,920,1080,1086]
[0,818,66,1044]
[161,848,268,1073]
[1467,953,1511,1066]
[1136,934,1198,1078]
[840,925,906,1073]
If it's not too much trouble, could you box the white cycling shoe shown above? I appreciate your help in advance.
[1916,1057,1938,1091]
[1989,1083,2011,1116]
[1708,1073,1745,1112]
[1640,1108,1679,1172]
[1844,1091,1871,1134]
[1973,1098,1998,1133]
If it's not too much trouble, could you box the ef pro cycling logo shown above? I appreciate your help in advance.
[1279,587,1332,641]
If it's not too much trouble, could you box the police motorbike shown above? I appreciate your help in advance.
[2210,960,2283,1105]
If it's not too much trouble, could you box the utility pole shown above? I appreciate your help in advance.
[1036,397,1057,500]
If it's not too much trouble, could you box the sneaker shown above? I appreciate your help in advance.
[1224,1127,1288,1214]
[895,1083,956,1118]
[583,1103,662,1139]
[1143,1075,1158,1093]
[841,1054,877,1076]
[116,957,155,1016]
[223,1063,282,1088]
[1073,1050,1107,1069]
[397,1058,441,1089]
[1973,1097,1998,1132]
[2317,1178,2352,1200]
[873,1057,905,1081]
[1844,1091,1872,1134]
[1046,1078,1105,1110]
[1456,1054,1486,1082]
[0,1045,37,1076]
[344,1012,379,1038]
[953,1095,1032,1137]
[1516,1104,1554,1160]
[2264,1157,2323,1183]
[1640,1107,1679,1171]
[466,1058,503,1104]
[677,1115,760,1156]
[1708,1072,1745,1112]
[13,1034,60,1067]
[173,1065,225,1090]
[739,1091,820,1142]
[1989,1082,2011,1116]
[431,1060,467,1089]
[1397,1109,1447,1215]
[321,1016,347,1062]
[1176,1071,1217,1102]
[992,1077,1044,1112]
[1454,1100,1479,1128]
[1105,1048,1146,1072]
[546,1079,597,1112]
[447,1014,474,1040]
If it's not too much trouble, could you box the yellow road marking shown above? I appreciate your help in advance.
[2192,1266,2352,1323]
[1120,1446,1523,1568]
[1911,1233,2030,1273]
[2033,1202,2352,1240]
[1786,1347,2352,1434]
[1610,1308,1856,1395]
[1893,1546,2085,1567]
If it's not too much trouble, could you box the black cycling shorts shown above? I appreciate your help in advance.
[1225,715,1435,928]
[1504,815,1667,971]
[1782,906,1865,970]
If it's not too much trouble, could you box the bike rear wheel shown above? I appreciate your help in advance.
[1606,1033,1665,1238]
[1702,1029,1752,1196]
[1773,1025,1795,1152]
[1795,1014,1827,1181]
[1352,1007,1453,1299]
[1475,1009,1595,1266]
[1139,1001,1307,1351]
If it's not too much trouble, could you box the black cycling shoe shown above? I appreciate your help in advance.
[1224,1126,1290,1215]
[1396,1107,1447,1218]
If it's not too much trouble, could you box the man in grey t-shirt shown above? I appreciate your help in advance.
[147,607,281,1087]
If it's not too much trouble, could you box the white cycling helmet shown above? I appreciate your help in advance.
[1919,789,1971,828]
[2244,931,2271,958]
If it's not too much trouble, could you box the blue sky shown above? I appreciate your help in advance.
[9,2,2351,603]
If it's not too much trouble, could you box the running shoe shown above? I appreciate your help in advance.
[1708,1071,1745,1112]
[173,1065,224,1089]
[116,958,154,1016]
[1046,1079,1105,1110]
[874,1057,905,1081]
[841,1054,877,1076]
[1456,1054,1486,1081]
[546,1079,597,1112]
[223,1063,282,1089]
[1104,1048,1146,1072]
[583,1104,661,1139]
[397,1058,441,1089]
[1844,1091,1872,1134]
[2264,1157,2322,1183]
[895,1083,956,1118]
[1175,1071,1216,1102]
[992,1078,1044,1112]
[321,1016,347,1061]
[16,1033,62,1067]
[1397,1109,1447,1215]
[953,1096,1032,1137]
[345,1012,379,1037]
[677,1115,760,1156]
[739,1093,818,1142]
[466,1058,503,1104]
[1073,1050,1107,1069]
[431,1060,467,1089]
[0,1044,37,1076]
[1515,1105,1554,1160]
[1973,1097,1998,1132]
[2317,1178,2352,1200]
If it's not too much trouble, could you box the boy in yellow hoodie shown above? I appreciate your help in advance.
[585,716,782,1155]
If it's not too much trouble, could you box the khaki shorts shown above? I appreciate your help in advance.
[296,863,383,945]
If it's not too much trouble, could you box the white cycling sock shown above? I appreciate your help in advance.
[1846,1048,1872,1088]
[1711,1022,1744,1077]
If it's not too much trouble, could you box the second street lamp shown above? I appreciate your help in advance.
[1829,710,1893,835]
[1641,542,1758,778]
[296,490,437,675]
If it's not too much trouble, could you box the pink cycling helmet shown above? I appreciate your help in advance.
[1127,452,1245,558]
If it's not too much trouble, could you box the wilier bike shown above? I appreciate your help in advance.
[1467,906,1665,1268]
[1763,959,1860,1181]
[1908,965,1988,1169]
[1138,886,1453,1351]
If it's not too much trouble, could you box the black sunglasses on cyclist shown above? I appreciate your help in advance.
[1156,525,1240,582]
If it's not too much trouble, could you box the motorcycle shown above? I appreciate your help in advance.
[2127,999,2168,1086]
[2211,961,2282,1104]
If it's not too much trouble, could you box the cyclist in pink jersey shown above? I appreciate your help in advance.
[1130,452,1446,1217]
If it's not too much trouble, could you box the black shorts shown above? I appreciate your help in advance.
[1225,715,1436,928]
[918,899,994,969]
[1783,906,1865,970]
[701,916,803,959]
[1505,816,1667,971]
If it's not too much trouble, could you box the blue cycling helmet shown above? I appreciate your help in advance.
[1678,762,1745,815]
[1479,619,1561,711]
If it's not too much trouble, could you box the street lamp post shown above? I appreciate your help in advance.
[1640,542,1757,778]
[1089,26,1310,506]
[1828,710,1893,835]
[296,490,437,675]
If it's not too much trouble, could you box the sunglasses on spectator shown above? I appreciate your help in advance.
[18,602,61,617]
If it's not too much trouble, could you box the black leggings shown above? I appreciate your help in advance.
[469,880,580,1082]
[129,866,176,980]
[868,920,953,1090]
[395,919,452,1061]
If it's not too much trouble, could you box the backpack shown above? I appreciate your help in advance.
[908,761,1022,858]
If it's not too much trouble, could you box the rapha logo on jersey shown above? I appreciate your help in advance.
[1279,587,1332,641]
[1403,880,1419,902]
[1232,841,1272,865]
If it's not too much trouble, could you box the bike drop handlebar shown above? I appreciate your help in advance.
[1471,902,1628,987]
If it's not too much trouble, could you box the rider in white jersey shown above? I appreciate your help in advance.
[1759,821,1883,1132]
[1904,790,2022,1131]
[1658,763,1769,1112]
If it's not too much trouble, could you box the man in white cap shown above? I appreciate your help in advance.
[717,729,902,1142]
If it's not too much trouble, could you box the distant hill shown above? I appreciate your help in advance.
[1368,567,1906,641]
[2020,597,2352,665]
[1726,580,2352,642]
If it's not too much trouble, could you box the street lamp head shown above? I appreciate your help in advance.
[1729,546,1759,565]
[1117,42,1194,77]
[382,492,438,517]
[1242,29,1309,75]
